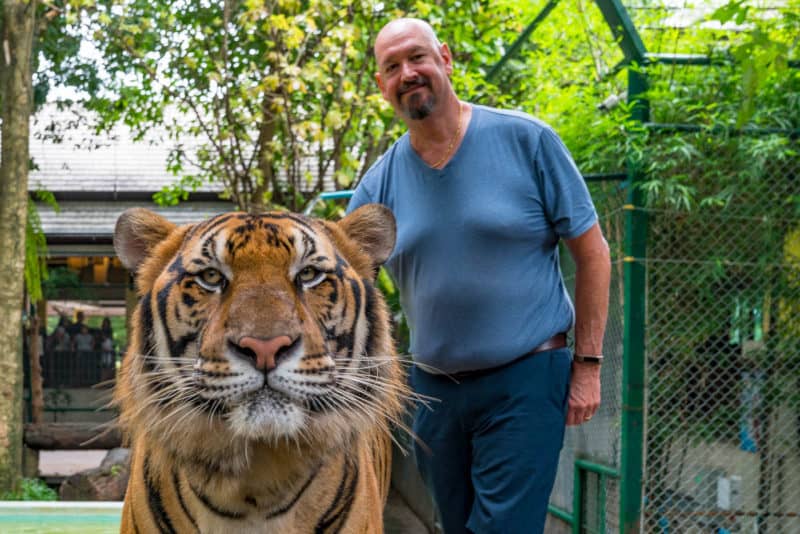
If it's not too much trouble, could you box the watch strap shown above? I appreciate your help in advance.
[574,353,604,364]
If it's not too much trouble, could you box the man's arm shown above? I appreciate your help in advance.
[563,222,611,426]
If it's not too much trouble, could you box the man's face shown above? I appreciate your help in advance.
[374,23,452,120]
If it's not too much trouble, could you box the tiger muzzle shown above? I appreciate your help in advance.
[230,335,297,372]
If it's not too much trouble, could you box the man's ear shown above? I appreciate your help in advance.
[440,42,453,75]
[375,72,388,99]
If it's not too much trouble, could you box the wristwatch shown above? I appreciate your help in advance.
[573,353,603,364]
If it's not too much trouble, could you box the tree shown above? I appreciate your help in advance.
[80,0,554,212]
[0,0,37,492]
[83,0,394,211]
[0,0,91,492]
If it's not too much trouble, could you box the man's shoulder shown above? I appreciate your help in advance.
[360,134,409,186]
[473,104,553,134]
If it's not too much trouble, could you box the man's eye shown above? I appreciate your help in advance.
[296,266,324,288]
[197,268,225,290]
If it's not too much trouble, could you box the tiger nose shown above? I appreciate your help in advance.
[236,335,293,371]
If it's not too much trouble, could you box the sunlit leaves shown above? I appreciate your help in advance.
[710,0,750,26]
[49,0,796,217]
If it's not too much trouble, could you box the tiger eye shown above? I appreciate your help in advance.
[297,266,319,284]
[200,268,223,287]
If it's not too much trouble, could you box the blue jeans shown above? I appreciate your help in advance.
[411,348,571,534]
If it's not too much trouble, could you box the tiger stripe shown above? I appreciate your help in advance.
[144,458,178,534]
[172,469,199,532]
[316,455,360,533]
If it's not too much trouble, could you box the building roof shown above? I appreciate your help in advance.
[29,105,220,195]
[28,104,341,256]
[29,105,228,255]
[40,200,234,256]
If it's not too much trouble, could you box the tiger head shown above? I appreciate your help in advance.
[113,204,404,471]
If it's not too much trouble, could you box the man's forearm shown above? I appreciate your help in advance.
[573,256,610,355]
[569,227,611,356]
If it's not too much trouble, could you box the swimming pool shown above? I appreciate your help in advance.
[0,501,122,533]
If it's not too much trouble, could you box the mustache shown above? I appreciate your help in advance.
[397,77,430,97]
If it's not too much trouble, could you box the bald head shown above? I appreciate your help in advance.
[372,17,455,121]
[374,18,441,58]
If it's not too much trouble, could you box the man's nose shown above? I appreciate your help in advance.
[399,61,417,80]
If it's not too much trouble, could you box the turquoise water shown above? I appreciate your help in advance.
[0,504,121,534]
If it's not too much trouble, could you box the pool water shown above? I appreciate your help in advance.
[0,502,122,534]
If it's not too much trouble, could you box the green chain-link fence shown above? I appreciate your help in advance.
[642,133,800,533]
[550,179,627,534]
[550,133,800,534]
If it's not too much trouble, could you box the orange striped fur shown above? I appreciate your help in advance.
[112,205,406,533]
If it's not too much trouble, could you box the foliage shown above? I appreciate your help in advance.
[78,0,398,211]
[629,0,800,352]
[21,1,800,211]
[24,191,59,303]
[1,477,58,501]
[74,0,625,211]
[708,0,795,127]
[41,266,87,300]
[376,267,409,354]
[2,0,96,307]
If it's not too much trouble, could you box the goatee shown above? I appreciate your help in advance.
[404,93,435,119]
[397,76,435,120]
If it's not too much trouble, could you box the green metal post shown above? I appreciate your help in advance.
[620,66,649,534]
[573,461,583,534]
[485,0,561,82]
[593,0,647,64]
[572,459,620,533]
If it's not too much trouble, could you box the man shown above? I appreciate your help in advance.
[73,324,95,354]
[66,310,86,337]
[347,18,610,534]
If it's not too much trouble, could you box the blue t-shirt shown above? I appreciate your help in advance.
[347,104,597,374]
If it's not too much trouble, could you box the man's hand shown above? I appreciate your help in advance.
[566,361,601,426]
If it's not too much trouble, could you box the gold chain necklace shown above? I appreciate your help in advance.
[431,102,463,169]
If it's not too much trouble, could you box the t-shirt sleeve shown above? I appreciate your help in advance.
[346,178,374,214]
[535,127,597,239]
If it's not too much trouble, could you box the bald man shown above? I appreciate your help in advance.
[348,18,610,534]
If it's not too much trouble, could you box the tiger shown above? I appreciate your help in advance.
[112,203,407,533]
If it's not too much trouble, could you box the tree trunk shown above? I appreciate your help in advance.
[0,0,37,494]
[28,313,43,423]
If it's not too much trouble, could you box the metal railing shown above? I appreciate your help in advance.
[37,349,117,389]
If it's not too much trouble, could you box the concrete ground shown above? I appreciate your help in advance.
[384,487,431,533]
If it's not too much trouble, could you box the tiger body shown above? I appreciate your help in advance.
[113,205,404,533]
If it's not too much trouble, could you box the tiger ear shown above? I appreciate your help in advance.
[114,208,177,272]
[337,203,396,267]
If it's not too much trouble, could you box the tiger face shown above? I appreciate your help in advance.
[113,204,403,463]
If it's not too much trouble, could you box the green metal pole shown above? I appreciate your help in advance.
[593,0,647,64]
[573,461,583,534]
[485,0,561,82]
[620,66,649,534]
[548,504,574,526]
[575,458,620,478]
